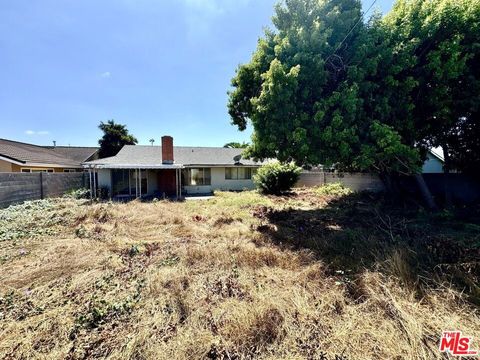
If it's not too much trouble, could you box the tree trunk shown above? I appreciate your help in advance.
[380,172,436,210]
[441,142,453,207]
[379,173,403,206]
[380,173,394,194]
[414,174,437,210]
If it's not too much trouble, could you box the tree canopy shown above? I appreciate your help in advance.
[223,142,249,148]
[98,120,138,158]
[228,0,480,176]
[384,0,480,174]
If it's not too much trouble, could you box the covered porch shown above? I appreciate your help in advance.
[87,165,184,201]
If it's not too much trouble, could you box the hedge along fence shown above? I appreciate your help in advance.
[296,172,386,192]
[0,172,86,208]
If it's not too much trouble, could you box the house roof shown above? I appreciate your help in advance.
[429,148,445,162]
[84,145,264,168]
[43,146,99,162]
[0,138,82,167]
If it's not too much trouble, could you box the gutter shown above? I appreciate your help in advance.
[82,163,184,169]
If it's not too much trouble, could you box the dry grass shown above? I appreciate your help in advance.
[0,190,479,359]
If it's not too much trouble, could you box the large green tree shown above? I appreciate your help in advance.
[381,0,480,201]
[229,0,480,191]
[228,0,421,177]
[98,120,138,158]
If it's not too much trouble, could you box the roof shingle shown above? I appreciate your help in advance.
[0,139,82,167]
[85,145,263,167]
[43,146,99,162]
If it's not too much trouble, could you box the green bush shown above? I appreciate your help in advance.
[64,188,90,199]
[97,186,110,200]
[253,162,302,194]
[315,182,353,197]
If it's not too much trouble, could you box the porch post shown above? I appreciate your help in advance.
[179,168,182,199]
[89,167,93,200]
[128,169,131,196]
[176,168,178,199]
[135,169,138,198]
[93,166,97,199]
[139,169,142,198]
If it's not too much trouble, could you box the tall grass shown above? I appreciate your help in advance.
[0,191,478,359]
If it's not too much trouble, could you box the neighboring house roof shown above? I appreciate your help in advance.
[428,147,445,162]
[0,138,82,167]
[43,146,99,162]
[84,145,264,168]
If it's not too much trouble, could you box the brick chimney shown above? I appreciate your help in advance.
[161,136,174,164]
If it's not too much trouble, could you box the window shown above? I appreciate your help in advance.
[112,169,147,196]
[130,170,147,195]
[225,167,253,180]
[63,169,76,173]
[21,168,54,173]
[112,169,130,196]
[182,168,211,186]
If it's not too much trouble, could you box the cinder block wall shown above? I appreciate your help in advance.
[296,172,385,192]
[43,173,85,198]
[0,173,85,208]
[326,173,385,192]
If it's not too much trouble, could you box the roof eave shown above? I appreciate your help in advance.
[24,162,82,168]
[183,164,261,167]
[83,163,184,169]
[428,150,445,163]
[0,155,25,165]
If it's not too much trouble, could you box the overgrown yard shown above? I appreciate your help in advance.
[0,189,479,359]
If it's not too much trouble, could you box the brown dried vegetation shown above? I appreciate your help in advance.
[0,189,479,359]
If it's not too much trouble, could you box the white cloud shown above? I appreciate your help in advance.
[100,71,111,78]
[25,130,50,136]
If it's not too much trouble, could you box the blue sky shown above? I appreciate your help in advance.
[0,0,393,147]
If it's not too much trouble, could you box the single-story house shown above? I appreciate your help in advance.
[0,138,98,173]
[84,136,265,199]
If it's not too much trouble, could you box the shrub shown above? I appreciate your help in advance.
[253,162,302,194]
[97,186,110,200]
[64,188,90,199]
[315,182,353,197]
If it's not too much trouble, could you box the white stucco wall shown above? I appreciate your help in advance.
[147,170,158,195]
[422,153,444,173]
[183,167,256,194]
[97,169,111,189]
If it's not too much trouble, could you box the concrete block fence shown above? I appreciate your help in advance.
[0,172,86,208]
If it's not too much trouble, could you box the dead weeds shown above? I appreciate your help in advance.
[0,190,479,359]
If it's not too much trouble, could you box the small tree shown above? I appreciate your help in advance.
[223,142,249,149]
[253,162,302,194]
[98,120,138,158]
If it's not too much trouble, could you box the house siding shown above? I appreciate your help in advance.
[97,169,111,189]
[97,167,257,197]
[0,159,13,172]
[147,170,159,194]
[183,167,256,194]
[422,153,444,173]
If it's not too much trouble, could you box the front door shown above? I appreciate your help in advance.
[157,170,176,195]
